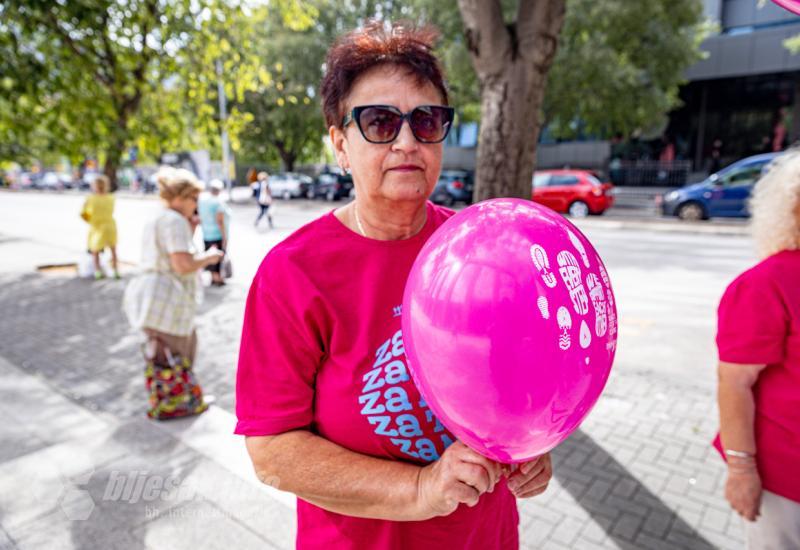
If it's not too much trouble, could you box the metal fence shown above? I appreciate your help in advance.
[609,160,692,187]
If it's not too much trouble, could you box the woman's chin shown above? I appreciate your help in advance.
[379,181,432,203]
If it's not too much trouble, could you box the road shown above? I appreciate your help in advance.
[0,189,755,389]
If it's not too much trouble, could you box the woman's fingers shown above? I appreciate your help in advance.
[454,461,492,494]
[512,467,551,497]
[454,443,502,488]
[448,481,481,507]
[509,454,552,498]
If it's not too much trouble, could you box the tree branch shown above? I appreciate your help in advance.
[516,0,567,69]
[457,0,510,78]
[41,10,114,88]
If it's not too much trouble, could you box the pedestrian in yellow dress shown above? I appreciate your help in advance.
[80,175,120,279]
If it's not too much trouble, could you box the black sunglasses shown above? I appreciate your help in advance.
[342,105,455,144]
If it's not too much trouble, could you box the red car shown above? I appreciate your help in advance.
[532,169,615,217]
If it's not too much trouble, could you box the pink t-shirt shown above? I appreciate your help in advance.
[716,250,800,503]
[236,201,519,549]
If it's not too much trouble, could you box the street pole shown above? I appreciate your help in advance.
[216,58,232,192]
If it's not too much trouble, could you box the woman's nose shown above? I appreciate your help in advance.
[391,119,420,152]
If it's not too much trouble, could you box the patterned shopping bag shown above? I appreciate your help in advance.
[144,345,208,420]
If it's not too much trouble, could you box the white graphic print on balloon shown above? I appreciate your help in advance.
[530,244,558,288]
[580,320,592,348]
[557,306,572,350]
[586,273,607,337]
[537,295,550,320]
[567,229,590,268]
[557,250,589,315]
[596,260,618,351]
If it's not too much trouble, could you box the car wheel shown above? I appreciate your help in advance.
[443,195,455,207]
[282,190,291,200]
[568,201,590,218]
[677,202,705,221]
[306,189,315,199]
[326,190,336,202]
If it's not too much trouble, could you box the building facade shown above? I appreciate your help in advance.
[669,0,800,173]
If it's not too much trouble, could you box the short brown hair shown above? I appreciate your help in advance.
[320,21,449,129]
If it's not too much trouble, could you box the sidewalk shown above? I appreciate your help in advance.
[0,234,747,549]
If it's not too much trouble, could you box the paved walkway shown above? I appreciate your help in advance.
[0,232,746,549]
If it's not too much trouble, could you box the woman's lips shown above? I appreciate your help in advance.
[389,165,423,172]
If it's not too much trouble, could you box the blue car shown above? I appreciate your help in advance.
[660,153,780,221]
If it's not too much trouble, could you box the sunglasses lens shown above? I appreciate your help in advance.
[358,107,402,143]
[410,106,452,143]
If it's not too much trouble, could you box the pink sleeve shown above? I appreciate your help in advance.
[234,257,326,436]
[716,275,788,365]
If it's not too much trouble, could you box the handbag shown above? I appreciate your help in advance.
[221,256,233,279]
[143,339,208,420]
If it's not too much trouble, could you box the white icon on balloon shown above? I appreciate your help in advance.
[567,229,590,268]
[530,244,558,288]
[586,273,608,337]
[537,295,550,320]
[557,306,572,350]
[580,320,592,348]
[557,250,589,315]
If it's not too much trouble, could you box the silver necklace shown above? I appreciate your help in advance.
[353,204,427,239]
[354,204,368,237]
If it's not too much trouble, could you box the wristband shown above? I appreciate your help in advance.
[725,449,755,459]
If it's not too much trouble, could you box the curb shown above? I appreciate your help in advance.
[574,218,749,236]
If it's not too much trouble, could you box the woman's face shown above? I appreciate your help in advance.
[331,64,445,205]
[170,193,198,218]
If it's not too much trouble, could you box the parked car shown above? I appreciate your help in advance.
[80,171,103,191]
[227,185,256,203]
[531,169,615,217]
[269,172,313,200]
[310,169,354,201]
[431,170,474,206]
[37,172,73,190]
[659,153,779,221]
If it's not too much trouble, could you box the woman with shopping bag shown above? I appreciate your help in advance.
[123,167,223,419]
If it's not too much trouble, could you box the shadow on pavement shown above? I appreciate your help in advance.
[554,429,715,549]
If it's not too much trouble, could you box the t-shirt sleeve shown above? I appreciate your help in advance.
[717,274,788,365]
[160,215,192,254]
[235,256,325,436]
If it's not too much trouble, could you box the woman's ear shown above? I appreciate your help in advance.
[329,125,349,172]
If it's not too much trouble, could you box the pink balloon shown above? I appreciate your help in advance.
[402,199,617,463]
[771,0,800,15]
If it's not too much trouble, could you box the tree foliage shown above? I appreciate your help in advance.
[543,0,707,139]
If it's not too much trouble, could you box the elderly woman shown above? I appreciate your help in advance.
[716,149,800,548]
[236,23,551,548]
[123,167,223,419]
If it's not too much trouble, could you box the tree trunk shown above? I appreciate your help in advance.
[458,0,566,201]
[274,140,296,172]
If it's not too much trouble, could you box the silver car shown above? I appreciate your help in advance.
[268,172,313,200]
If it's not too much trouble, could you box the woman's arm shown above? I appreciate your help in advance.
[169,250,221,275]
[718,360,767,521]
[245,431,502,522]
[215,210,227,248]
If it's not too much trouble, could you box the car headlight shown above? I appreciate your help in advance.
[664,191,679,202]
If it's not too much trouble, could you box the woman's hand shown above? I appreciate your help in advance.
[203,247,224,266]
[725,461,762,521]
[506,453,552,498]
[415,441,503,518]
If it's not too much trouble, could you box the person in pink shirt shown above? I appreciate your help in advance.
[716,149,800,549]
[235,22,552,549]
